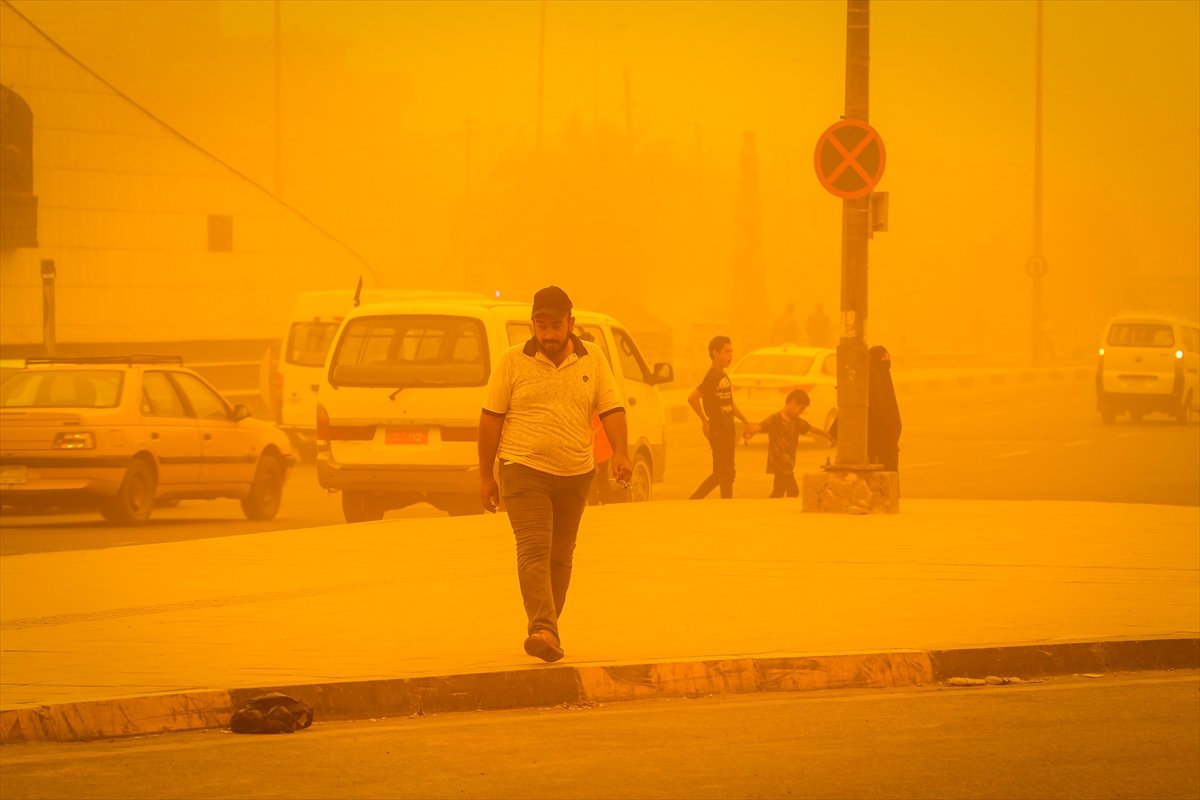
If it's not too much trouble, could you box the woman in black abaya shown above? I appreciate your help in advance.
[866,344,902,471]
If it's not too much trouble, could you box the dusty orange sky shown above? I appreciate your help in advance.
[11,0,1200,360]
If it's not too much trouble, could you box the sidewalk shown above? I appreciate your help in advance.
[1,498,1196,742]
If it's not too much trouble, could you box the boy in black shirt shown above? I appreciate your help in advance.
[745,388,833,498]
[688,335,756,499]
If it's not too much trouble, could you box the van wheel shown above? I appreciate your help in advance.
[629,455,653,503]
[100,458,156,526]
[241,455,284,520]
[342,490,386,523]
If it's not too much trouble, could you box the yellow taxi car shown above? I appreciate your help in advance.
[0,356,294,525]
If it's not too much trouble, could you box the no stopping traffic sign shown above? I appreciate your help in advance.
[814,119,886,200]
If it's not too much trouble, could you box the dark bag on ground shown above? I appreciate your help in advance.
[230,692,314,734]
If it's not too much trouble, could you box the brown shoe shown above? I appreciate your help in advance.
[523,630,564,663]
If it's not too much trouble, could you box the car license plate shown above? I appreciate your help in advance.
[386,428,428,445]
[0,465,28,485]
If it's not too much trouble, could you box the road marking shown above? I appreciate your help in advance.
[995,450,1032,459]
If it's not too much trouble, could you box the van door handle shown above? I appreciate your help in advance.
[629,396,638,406]
[150,432,159,440]
[310,385,319,392]
[204,433,212,441]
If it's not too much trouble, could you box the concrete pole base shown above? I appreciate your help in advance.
[802,468,900,514]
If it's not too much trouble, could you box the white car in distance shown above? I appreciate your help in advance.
[728,345,838,440]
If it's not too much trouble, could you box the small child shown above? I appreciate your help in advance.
[744,388,833,498]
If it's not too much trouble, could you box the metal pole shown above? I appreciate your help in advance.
[1030,0,1045,366]
[536,0,545,154]
[41,259,56,357]
[464,116,472,288]
[835,0,871,468]
[273,0,282,195]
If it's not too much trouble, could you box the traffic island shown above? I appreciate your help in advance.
[801,467,899,513]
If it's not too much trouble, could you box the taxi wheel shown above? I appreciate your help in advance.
[342,490,386,524]
[100,458,156,526]
[241,455,284,520]
[629,454,653,503]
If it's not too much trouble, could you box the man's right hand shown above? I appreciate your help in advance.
[481,475,499,513]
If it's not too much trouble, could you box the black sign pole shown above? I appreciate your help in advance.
[835,0,871,469]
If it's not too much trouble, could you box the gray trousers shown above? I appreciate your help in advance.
[499,461,594,641]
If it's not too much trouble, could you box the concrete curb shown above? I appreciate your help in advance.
[2,636,1194,744]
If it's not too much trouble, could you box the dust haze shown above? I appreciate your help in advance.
[9,0,1199,372]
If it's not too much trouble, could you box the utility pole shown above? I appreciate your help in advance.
[273,0,282,195]
[836,0,871,469]
[1029,0,1048,366]
[536,0,545,155]
[464,116,472,290]
[623,65,633,154]
[41,259,56,357]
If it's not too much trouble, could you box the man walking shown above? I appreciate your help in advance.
[479,286,631,662]
[688,335,755,499]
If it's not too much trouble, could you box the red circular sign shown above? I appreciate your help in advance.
[814,119,886,200]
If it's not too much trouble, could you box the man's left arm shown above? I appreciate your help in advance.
[599,409,632,483]
[592,353,632,482]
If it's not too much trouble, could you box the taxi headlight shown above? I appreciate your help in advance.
[54,431,95,450]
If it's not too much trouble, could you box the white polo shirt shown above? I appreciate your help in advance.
[482,335,624,477]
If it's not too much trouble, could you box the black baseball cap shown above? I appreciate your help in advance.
[532,285,572,315]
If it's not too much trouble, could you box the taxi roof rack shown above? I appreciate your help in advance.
[23,355,185,365]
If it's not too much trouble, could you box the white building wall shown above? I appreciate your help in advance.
[0,2,372,347]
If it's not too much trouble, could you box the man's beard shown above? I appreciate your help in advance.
[537,337,566,357]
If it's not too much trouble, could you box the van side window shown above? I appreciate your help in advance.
[287,322,339,367]
[575,324,611,363]
[507,322,532,346]
[612,327,651,383]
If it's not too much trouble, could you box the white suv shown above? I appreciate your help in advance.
[1096,313,1199,424]
[314,298,673,521]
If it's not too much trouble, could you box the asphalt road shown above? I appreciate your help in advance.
[1,376,1196,556]
[1,672,1196,800]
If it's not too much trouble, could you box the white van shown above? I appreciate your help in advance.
[314,298,673,521]
[1096,313,1199,424]
[275,289,488,458]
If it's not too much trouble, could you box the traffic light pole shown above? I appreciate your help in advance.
[835,0,870,469]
